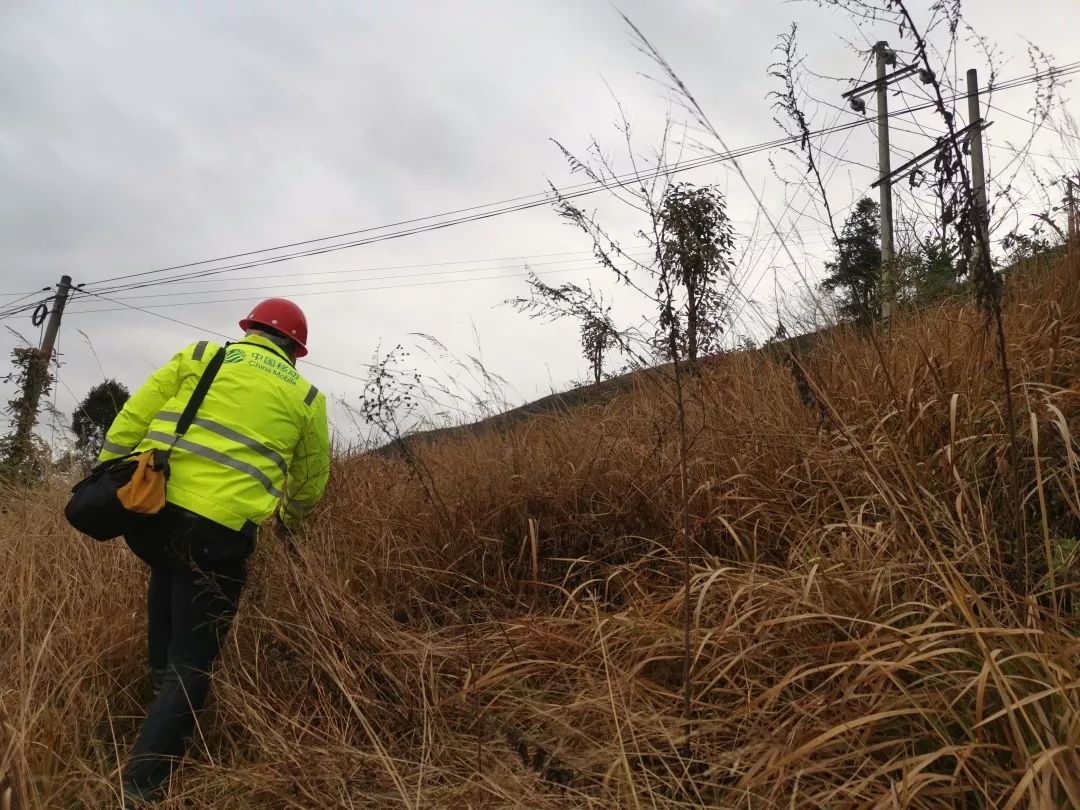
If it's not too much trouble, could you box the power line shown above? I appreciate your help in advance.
[81,140,839,298]
[82,131,864,296]
[820,92,1067,165]
[95,229,827,293]
[0,290,52,322]
[0,288,47,300]
[83,232,831,296]
[985,101,1080,142]
[63,222,838,315]
[67,121,928,296]
[81,145,783,292]
[76,60,1079,299]
[64,264,603,316]
[110,246,630,287]
[61,172,1035,316]
[65,230,837,310]
[63,250,657,308]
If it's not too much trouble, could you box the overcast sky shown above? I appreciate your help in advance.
[2,0,1076,446]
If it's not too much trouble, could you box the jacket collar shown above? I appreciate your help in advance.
[235,334,295,366]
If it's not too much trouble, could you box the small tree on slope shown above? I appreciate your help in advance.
[656,182,736,364]
[820,197,882,327]
[71,379,130,462]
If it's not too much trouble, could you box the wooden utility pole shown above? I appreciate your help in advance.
[966,69,990,270]
[10,275,73,462]
[874,42,897,326]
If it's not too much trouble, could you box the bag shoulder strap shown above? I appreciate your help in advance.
[175,345,227,438]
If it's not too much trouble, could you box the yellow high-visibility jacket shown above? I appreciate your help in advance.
[99,334,330,533]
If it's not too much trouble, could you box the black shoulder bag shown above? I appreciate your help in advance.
[65,346,227,541]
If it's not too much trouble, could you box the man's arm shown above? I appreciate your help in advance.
[280,391,330,529]
[98,343,204,462]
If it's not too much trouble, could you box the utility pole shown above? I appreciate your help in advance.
[1068,175,1078,252]
[874,41,897,326]
[966,68,990,271]
[845,45,934,325]
[10,275,73,465]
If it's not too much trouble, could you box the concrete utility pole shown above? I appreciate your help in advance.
[11,275,73,461]
[874,41,897,326]
[1068,176,1078,252]
[966,69,990,270]
[39,275,73,369]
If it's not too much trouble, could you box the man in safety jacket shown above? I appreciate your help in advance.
[99,298,330,806]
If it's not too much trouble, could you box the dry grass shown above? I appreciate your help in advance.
[3,254,1080,808]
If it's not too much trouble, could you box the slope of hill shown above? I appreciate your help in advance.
[3,254,1080,808]
[391,325,835,452]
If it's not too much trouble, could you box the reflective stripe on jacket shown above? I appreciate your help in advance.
[99,334,330,532]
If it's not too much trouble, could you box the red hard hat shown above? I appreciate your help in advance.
[239,298,309,357]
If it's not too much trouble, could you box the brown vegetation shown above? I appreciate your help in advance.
[3,253,1080,808]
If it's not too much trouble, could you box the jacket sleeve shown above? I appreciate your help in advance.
[281,391,331,529]
[97,343,201,462]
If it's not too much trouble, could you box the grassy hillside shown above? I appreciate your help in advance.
[392,317,836,453]
[3,254,1080,808]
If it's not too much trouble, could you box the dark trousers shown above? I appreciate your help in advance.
[121,504,253,798]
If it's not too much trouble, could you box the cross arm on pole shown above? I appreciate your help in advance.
[870,119,992,189]
[842,64,919,99]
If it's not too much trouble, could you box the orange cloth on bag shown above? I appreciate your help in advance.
[116,450,169,514]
